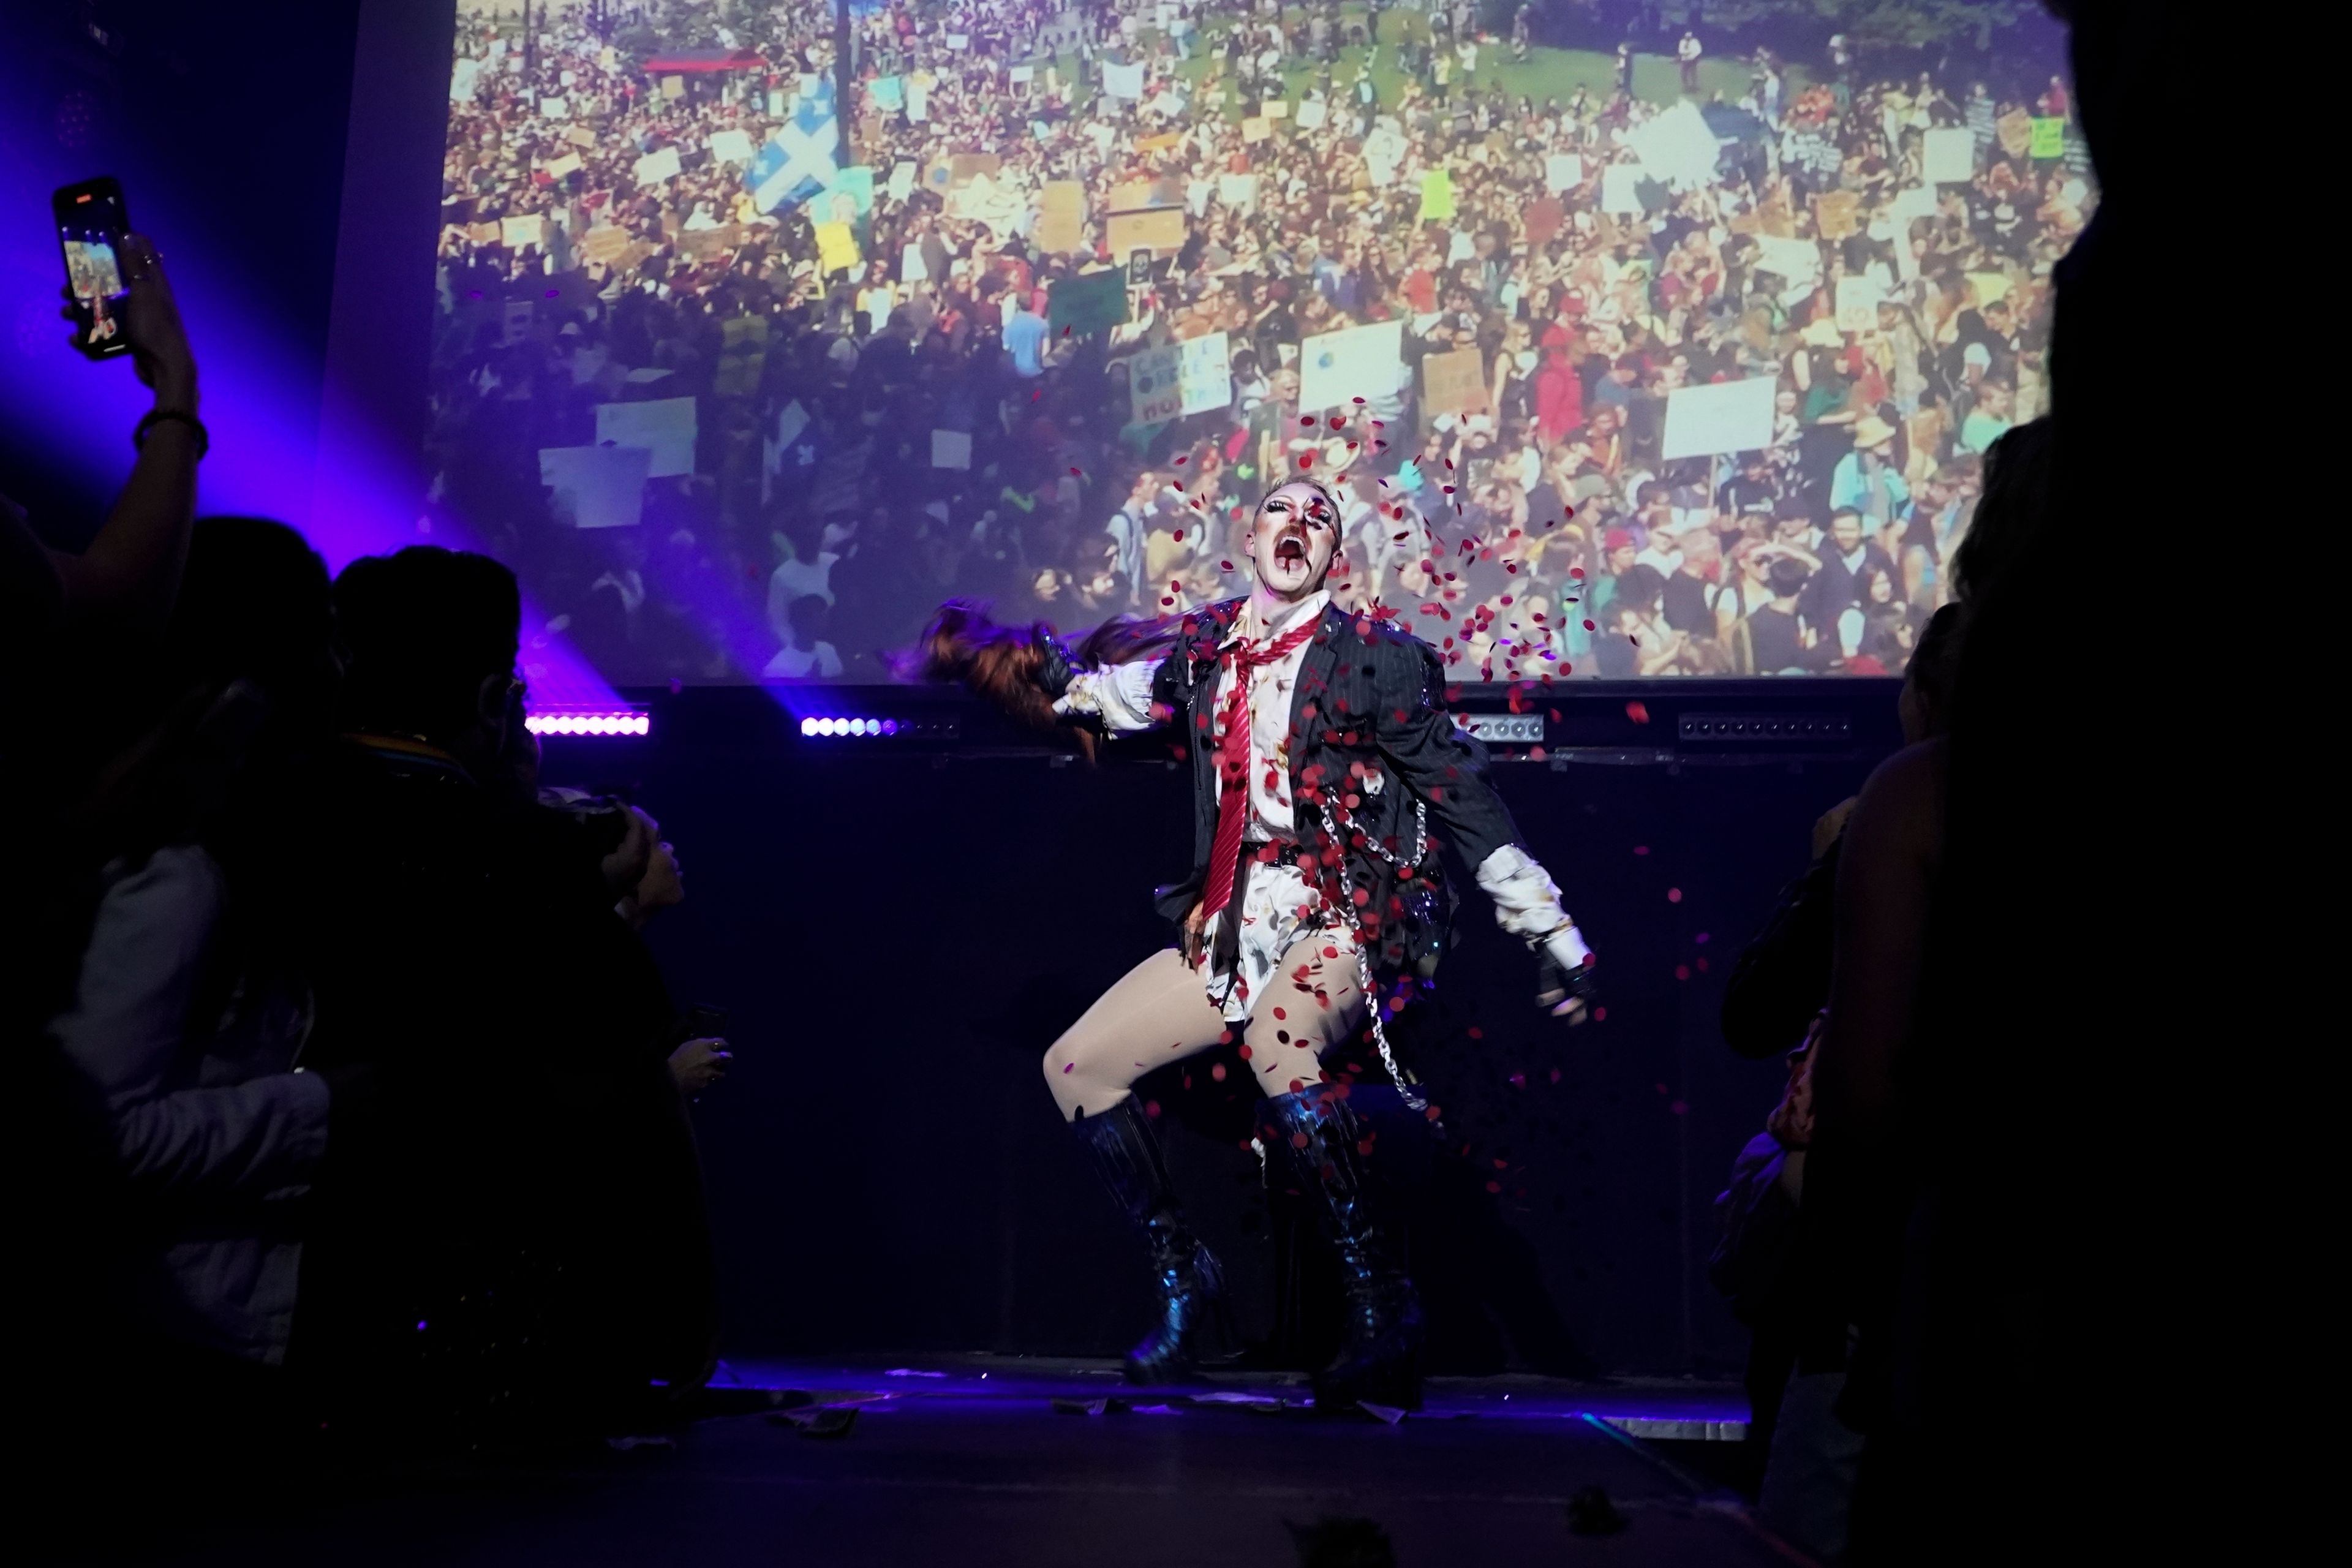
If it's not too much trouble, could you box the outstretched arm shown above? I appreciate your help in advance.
[1374,642,1597,1019]
[1052,657,1168,732]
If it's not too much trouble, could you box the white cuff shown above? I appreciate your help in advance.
[1051,659,1163,732]
[1477,843,1574,943]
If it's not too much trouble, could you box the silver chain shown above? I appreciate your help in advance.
[1314,797,1429,1107]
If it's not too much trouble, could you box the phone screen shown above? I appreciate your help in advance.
[55,179,132,358]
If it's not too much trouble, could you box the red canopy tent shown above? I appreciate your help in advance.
[642,49,768,74]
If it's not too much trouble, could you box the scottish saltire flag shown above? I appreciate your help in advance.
[749,80,839,214]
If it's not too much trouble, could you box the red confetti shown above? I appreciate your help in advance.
[1625,701,1651,725]
[1667,888,1683,903]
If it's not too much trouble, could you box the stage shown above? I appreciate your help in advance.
[118,1356,1784,1567]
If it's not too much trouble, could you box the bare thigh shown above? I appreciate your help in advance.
[1042,948,1231,1120]
[1041,938,1370,1120]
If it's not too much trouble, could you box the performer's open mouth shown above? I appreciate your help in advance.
[1274,532,1308,565]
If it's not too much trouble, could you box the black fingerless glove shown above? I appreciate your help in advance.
[1537,951,1601,1012]
[1031,628,1077,699]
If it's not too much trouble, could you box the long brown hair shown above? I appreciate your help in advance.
[905,601,1181,761]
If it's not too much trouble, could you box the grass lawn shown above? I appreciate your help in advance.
[1038,4,1805,124]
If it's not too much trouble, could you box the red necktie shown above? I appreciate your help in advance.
[1199,616,1322,921]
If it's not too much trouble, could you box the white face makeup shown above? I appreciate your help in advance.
[1246,480,1341,602]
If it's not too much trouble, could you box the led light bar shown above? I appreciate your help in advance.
[527,710,651,737]
[801,716,900,737]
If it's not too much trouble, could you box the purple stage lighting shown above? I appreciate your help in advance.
[800,716,901,738]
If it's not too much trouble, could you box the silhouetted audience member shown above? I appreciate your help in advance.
[294,546,710,1444]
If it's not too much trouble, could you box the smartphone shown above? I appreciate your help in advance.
[54,178,135,360]
[680,1004,731,1044]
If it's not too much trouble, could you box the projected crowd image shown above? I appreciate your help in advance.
[432,0,2089,685]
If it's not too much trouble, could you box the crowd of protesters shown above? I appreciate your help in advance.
[430,0,2090,686]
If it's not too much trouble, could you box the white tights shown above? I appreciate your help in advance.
[1043,940,1366,1121]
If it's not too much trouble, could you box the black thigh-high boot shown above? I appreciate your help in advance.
[1259,1087,1426,1411]
[1068,1095,1229,1384]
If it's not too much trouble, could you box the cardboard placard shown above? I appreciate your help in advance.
[1106,207,1185,256]
[1036,180,1086,254]
[1241,116,1270,143]
[633,146,682,186]
[537,443,651,530]
[467,221,502,245]
[1136,131,1184,154]
[2029,116,2065,159]
[707,129,756,165]
[661,74,685,100]
[501,214,546,250]
[1995,108,2034,159]
[1106,178,1183,211]
[1294,100,1326,130]
[930,429,973,469]
[565,124,598,148]
[1811,190,1861,240]
[813,220,861,274]
[545,152,583,180]
[1421,346,1488,417]
[581,225,635,264]
[679,224,742,258]
[948,152,1001,186]
[1298,320,1404,411]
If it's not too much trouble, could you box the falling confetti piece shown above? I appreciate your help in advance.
[1667,888,1683,903]
[1625,701,1651,725]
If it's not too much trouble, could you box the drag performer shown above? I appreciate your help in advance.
[920,477,1597,1411]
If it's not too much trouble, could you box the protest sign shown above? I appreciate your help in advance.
[1178,331,1231,416]
[1216,172,1258,212]
[1242,116,1270,143]
[1811,190,1861,239]
[945,32,969,50]
[1545,153,1585,193]
[466,221,502,246]
[707,129,756,165]
[1890,186,1940,222]
[1262,99,1288,119]
[813,221,861,274]
[537,444,652,530]
[581,225,634,265]
[451,58,481,101]
[500,299,535,345]
[633,146,682,186]
[1036,181,1086,254]
[1049,269,1131,337]
[1104,61,1145,98]
[1965,271,2011,306]
[594,398,697,477]
[1751,235,1820,290]
[907,83,927,121]
[1299,320,1404,411]
[545,152,583,180]
[888,160,916,201]
[661,74,684,100]
[1137,131,1185,154]
[1996,108,2034,158]
[1106,207,1185,256]
[565,124,598,148]
[826,165,875,217]
[501,214,545,250]
[930,429,973,469]
[1294,100,1326,130]
[1600,164,1648,214]
[871,76,903,110]
[1834,276,1883,333]
[948,153,1001,186]
[1107,177,1184,211]
[1127,342,1186,425]
[900,241,928,281]
[2030,116,2065,159]
[1422,347,1488,418]
[1661,377,1776,460]
[679,224,742,259]
[1010,65,1035,85]
[1417,169,1455,222]
[1923,126,1975,183]
[540,96,567,119]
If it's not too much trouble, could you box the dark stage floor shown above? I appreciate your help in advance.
[85,1355,1796,1567]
